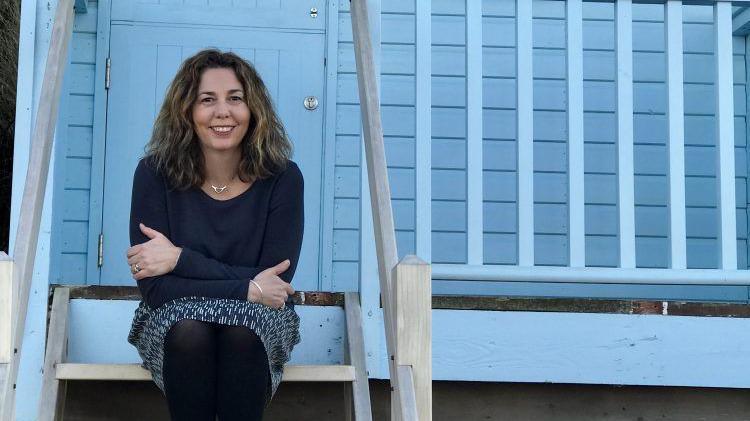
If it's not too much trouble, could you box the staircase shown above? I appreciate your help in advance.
[0,0,432,419]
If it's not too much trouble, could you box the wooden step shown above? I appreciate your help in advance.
[55,363,356,382]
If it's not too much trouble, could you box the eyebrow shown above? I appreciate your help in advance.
[198,89,244,96]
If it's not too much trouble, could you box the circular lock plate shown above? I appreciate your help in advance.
[304,96,319,110]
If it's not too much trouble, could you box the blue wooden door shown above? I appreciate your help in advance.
[97,19,325,291]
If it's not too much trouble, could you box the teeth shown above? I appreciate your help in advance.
[211,126,233,133]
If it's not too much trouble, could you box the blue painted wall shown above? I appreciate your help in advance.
[50,0,750,301]
[53,0,99,284]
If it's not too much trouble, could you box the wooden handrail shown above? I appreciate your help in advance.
[0,0,76,419]
[349,0,430,419]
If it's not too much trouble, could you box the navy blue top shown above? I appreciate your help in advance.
[129,157,304,309]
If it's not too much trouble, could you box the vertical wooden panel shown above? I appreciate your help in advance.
[416,0,431,262]
[517,0,534,266]
[714,2,737,270]
[0,254,11,364]
[467,0,483,264]
[320,0,341,290]
[616,0,635,268]
[393,256,431,421]
[567,0,585,267]
[666,1,687,269]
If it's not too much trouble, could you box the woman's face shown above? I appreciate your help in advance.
[192,67,251,155]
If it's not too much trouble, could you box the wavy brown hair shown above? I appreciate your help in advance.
[144,49,292,190]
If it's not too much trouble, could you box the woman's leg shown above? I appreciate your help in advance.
[163,319,218,421]
[215,325,270,421]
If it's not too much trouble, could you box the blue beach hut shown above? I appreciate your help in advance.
[3,0,750,419]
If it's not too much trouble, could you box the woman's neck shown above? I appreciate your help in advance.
[203,150,241,185]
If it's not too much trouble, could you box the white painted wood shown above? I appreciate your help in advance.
[616,0,636,269]
[567,0,585,268]
[55,363,357,382]
[1,1,75,419]
[431,264,750,285]
[466,0,483,265]
[393,256,432,421]
[0,254,11,364]
[415,0,431,262]
[516,0,534,267]
[431,308,750,387]
[714,1,738,270]
[68,300,348,365]
[38,288,70,421]
[666,1,687,270]
[344,292,373,421]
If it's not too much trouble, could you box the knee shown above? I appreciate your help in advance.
[165,319,215,354]
[218,326,266,357]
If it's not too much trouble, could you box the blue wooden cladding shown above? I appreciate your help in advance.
[46,0,750,302]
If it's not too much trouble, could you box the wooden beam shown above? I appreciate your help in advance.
[393,256,431,420]
[567,0,585,267]
[516,0,534,266]
[0,254,11,364]
[466,0,483,265]
[616,0,636,268]
[415,0,431,262]
[396,365,419,421]
[38,288,70,421]
[344,293,373,421]
[1,0,75,419]
[714,1,738,270]
[64,285,345,306]
[665,0,687,269]
[350,0,402,416]
[55,364,357,382]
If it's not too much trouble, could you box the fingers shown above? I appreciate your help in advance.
[139,223,164,239]
[285,283,295,295]
[270,259,291,276]
[126,245,141,258]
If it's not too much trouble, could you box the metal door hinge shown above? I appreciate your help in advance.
[97,233,104,267]
[105,57,111,90]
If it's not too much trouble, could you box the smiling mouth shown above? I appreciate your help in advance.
[210,126,236,134]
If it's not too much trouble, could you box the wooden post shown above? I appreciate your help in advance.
[38,287,70,421]
[344,292,373,421]
[1,0,75,419]
[0,253,12,364]
[392,256,432,420]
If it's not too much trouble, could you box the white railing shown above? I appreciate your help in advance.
[0,0,75,419]
[350,0,432,420]
[424,0,750,284]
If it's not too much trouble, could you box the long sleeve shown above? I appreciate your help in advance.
[129,159,249,309]
[170,162,304,284]
[256,162,304,283]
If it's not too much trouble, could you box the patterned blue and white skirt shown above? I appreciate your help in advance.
[127,297,301,404]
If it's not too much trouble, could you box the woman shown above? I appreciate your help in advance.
[125,49,303,420]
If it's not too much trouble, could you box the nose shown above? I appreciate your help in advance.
[214,99,230,118]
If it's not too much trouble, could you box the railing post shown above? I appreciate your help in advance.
[1,0,75,418]
[0,253,12,364]
[392,256,432,420]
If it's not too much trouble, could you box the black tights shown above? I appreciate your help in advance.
[162,319,270,421]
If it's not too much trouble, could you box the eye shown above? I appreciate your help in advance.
[230,95,243,102]
[200,97,214,104]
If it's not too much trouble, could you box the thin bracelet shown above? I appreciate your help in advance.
[250,280,264,303]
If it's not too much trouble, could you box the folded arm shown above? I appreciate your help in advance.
[169,162,304,284]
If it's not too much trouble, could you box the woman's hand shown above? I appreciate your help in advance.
[126,223,182,281]
[247,259,295,309]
